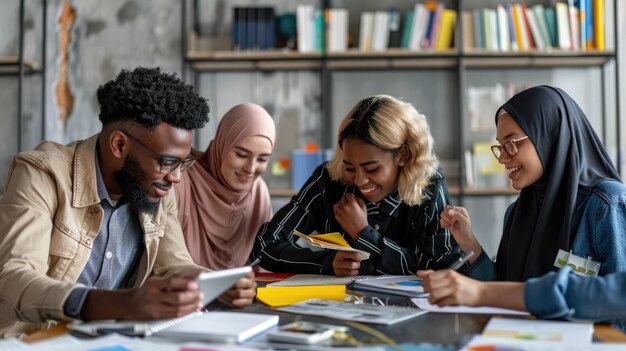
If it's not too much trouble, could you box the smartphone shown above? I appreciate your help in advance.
[266,321,348,344]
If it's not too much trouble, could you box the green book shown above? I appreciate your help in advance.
[401,11,414,48]
[544,7,558,47]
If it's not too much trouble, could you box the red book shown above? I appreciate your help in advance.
[520,3,535,49]
[255,272,295,283]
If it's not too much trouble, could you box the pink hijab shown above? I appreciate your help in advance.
[174,103,276,269]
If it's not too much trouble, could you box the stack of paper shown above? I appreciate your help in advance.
[351,275,428,297]
[278,299,427,325]
[411,299,529,316]
[69,311,279,344]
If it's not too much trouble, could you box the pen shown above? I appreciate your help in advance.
[249,257,262,268]
[96,324,148,336]
[448,251,475,271]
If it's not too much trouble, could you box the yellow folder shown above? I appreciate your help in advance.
[256,285,347,308]
[292,231,370,259]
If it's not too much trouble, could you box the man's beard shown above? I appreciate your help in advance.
[115,155,161,215]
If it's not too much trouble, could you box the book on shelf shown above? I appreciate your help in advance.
[593,0,604,50]
[461,11,474,51]
[463,1,605,52]
[531,4,553,49]
[483,8,497,51]
[297,4,316,53]
[473,9,484,49]
[426,2,444,50]
[576,0,587,50]
[496,5,510,51]
[525,6,545,50]
[568,0,580,50]
[327,8,348,52]
[467,83,508,132]
[556,2,572,50]
[371,11,390,52]
[388,8,402,48]
[472,141,509,189]
[359,12,374,51]
[586,0,594,49]
[232,7,276,51]
[69,311,279,343]
[505,4,519,51]
[401,10,414,49]
[435,9,456,50]
[292,230,370,259]
[409,4,429,51]
[544,6,559,47]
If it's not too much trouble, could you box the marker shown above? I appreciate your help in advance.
[448,251,475,271]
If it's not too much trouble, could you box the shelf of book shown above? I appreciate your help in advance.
[186,47,614,71]
[462,50,615,67]
[184,0,620,245]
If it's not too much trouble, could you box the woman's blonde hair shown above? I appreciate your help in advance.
[326,95,438,206]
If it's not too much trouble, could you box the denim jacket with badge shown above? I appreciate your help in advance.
[466,180,626,281]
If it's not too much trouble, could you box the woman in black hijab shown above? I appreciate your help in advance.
[435,85,625,282]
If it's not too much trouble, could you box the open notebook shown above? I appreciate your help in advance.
[69,311,279,343]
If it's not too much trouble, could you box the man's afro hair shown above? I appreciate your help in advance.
[97,67,209,130]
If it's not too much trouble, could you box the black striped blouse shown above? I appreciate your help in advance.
[251,163,464,275]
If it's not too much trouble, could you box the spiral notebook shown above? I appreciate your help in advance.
[69,311,279,343]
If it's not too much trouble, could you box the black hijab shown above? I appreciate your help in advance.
[494,85,621,281]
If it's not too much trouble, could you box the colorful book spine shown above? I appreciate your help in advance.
[593,0,604,50]
[506,4,518,51]
[436,9,456,50]
[578,0,587,50]
[586,0,594,48]
[544,7,559,48]
[401,11,414,49]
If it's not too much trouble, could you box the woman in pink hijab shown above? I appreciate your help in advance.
[174,103,276,270]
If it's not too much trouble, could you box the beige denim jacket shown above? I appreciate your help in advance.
[0,134,205,338]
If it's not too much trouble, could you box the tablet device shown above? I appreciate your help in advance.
[196,266,252,306]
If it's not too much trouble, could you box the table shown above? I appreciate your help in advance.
[23,297,626,347]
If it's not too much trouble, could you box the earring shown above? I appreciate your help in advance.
[399,162,405,167]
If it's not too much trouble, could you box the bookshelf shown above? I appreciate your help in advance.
[182,0,619,201]
[1,0,47,190]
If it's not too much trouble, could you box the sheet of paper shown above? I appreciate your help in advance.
[0,337,29,350]
[411,298,529,315]
[352,275,428,297]
[462,335,624,351]
[277,298,428,325]
[481,317,594,344]
[27,334,268,351]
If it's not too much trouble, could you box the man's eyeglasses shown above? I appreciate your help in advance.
[122,131,197,174]
[491,136,529,159]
